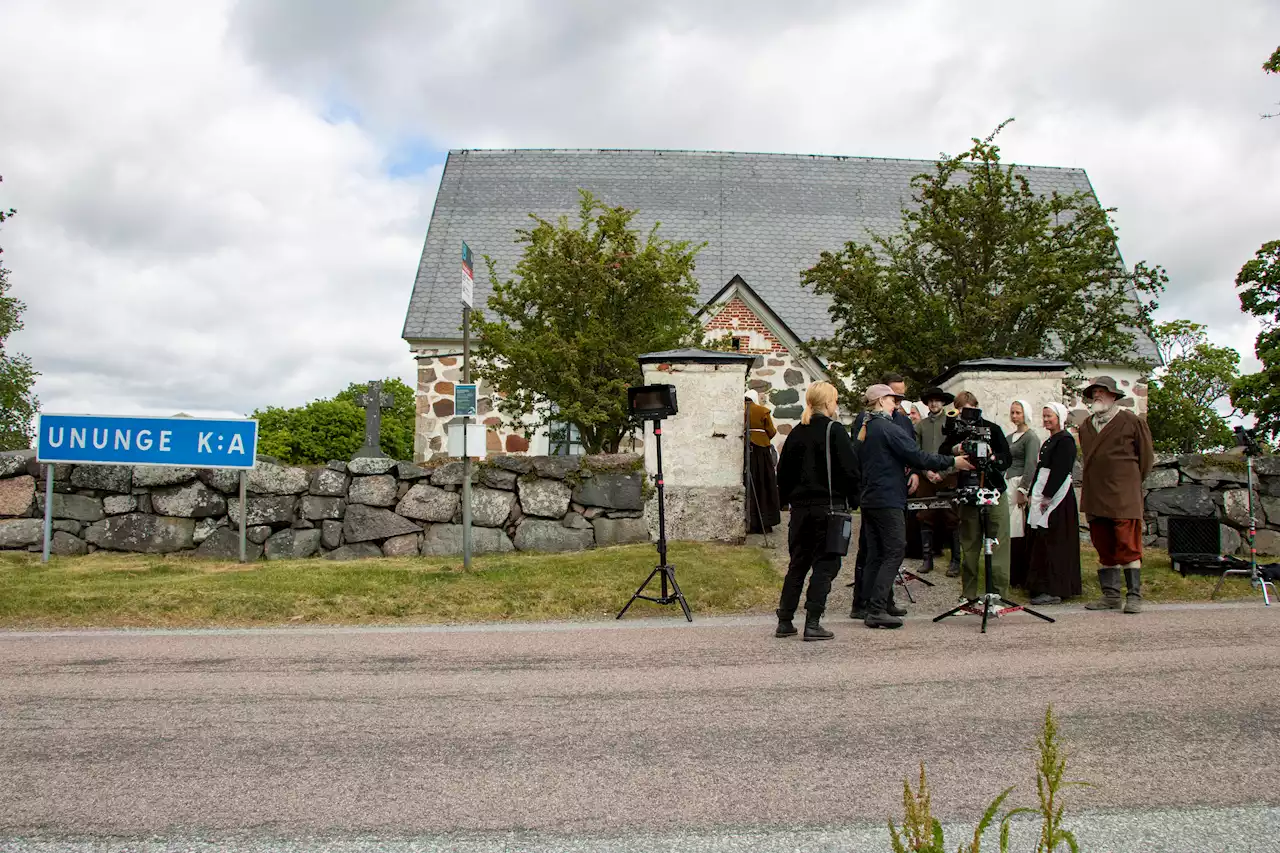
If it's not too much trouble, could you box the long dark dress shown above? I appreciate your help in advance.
[747,443,782,533]
[1026,431,1083,600]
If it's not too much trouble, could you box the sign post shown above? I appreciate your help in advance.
[461,241,475,570]
[36,414,259,563]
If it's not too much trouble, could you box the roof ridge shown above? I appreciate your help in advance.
[445,147,1087,173]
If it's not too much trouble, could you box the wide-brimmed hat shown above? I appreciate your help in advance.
[865,383,905,405]
[920,386,955,405]
[1082,375,1127,401]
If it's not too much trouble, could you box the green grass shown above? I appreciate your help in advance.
[1022,547,1259,603]
[0,543,780,630]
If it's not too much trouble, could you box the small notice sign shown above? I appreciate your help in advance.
[455,384,478,418]
[461,241,474,308]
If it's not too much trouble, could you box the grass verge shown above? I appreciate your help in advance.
[0,543,779,630]
[1067,548,1257,603]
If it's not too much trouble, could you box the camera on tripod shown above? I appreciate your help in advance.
[944,406,996,472]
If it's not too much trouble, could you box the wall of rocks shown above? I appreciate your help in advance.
[0,450,649,560]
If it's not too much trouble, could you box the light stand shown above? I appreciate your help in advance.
[1212,433,1275,605]
[933,485,1055,633]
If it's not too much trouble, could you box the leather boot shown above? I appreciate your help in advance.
[864,608,904,629]
[803,610,834,641]
[946,531,962,578]
[850,600,868,620]
[887,595,908,617]
[919,529,935,574]
[1123,568,1143,614]
[1086,568,1124,610]
[775,608,798,638]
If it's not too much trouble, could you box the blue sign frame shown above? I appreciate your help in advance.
[36,414,259,469]
[455,384,478,418]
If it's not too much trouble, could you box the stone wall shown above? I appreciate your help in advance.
[0,450,650,560]
[1130,454,1280,556]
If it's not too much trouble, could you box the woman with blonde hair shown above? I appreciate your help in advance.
[1007,399,1041,589]
[773,381,860,641]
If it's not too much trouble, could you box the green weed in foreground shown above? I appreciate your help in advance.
[889,707,1087,853]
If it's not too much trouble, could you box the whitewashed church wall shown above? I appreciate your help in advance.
[938,370,1068,436]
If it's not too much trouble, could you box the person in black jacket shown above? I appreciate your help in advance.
[775,381,860,641]
[938,391,1014,603]
[858,384,970,628]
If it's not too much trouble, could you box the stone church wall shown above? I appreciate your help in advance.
[0,450,649,559]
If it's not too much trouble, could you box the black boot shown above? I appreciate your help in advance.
[803,610,834,641]
[775,608,797,638]
[946,531,962,578]
[919,529,935,574]
[864,608,904,629]
[850,600,868,620]
[1123,568,1143,614]
[887,596,908,618]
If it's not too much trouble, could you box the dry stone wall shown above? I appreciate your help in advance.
[0,450,649,560]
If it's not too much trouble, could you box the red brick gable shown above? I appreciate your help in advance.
[703,296,788,355]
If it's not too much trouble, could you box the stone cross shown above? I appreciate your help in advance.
[352,380,395,460]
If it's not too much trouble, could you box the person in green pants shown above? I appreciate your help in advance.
[938,391,1014,602]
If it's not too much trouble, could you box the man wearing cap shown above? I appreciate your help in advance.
[1078,376,1155,613]
[858,383,972,628]
[914,386,963,576]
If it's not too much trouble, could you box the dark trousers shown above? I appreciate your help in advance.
[852,511,902,608]
[862,507,907,612]
[778,504,842,616]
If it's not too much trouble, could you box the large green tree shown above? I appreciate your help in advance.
[0,175,39,451]
[802,122,1166,399]
[473,190,704,454]
[1265,45,1279,117]
[252,378,414,464]
[1146,320,1239,453]
[1231,240,1280,440]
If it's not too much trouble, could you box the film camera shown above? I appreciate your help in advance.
[943,407,1002,507]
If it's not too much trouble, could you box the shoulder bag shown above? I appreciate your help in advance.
[824,421,854,556]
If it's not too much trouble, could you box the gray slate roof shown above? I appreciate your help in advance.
[404,148,1154,361]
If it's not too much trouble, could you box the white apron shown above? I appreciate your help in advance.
[1027,467,1073,530]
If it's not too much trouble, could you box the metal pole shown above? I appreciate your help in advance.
[239,470,248,564]
[462,304,473,570]
[41,464,53,563]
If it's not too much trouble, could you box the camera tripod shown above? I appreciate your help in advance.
[933,494,1055,633]
[617,422,692,622]
[1212,448,1275,606]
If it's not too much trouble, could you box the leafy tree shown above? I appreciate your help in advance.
[473,190,704,454]
[1231,240,1280,440]
[1146,321,1238,453]
[0,175,39,451]
[802,122,1166,402]
[252,378,414,464]
[1266,45,1280,74]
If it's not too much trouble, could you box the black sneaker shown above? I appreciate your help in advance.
[864,610,904,629]
[1029,594,1061,606]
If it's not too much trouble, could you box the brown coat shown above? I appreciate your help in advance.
[1079,409,1155,520]
[746,402,777,448]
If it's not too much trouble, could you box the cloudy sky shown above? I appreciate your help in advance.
[1,0,1277,418]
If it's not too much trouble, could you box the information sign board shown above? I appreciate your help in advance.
[36,414,259,469]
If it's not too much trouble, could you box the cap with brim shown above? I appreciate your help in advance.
[920,386,955,404]
[1082,376,1126,401]
[865,383,905,405]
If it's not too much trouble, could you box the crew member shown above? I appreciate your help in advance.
[859,384,972,628]
[1078,376,1155,613]
[939,391,1014,604]
[775,382,860,641]
[744,390,781,535]
[914,387,962,576]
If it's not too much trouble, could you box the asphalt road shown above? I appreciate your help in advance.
[3,601,1280,851]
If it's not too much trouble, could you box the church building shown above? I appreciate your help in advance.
[402,148,1155,461]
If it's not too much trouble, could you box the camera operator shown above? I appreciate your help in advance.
[858,384,973,629]
[939,391,1014,604]
[915,387,963,577]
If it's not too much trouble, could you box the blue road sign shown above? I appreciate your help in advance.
[36,414,258,469]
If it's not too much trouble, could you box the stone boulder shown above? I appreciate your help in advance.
[480,468,518,490]
[348,475,398,507]
[591,517,650,547]
[395,462,429,480]
[1146,485,1215,518]
[489,455,535,475]
[1142,468,1179,491]
[0,475,35,517]
[247,525,273,544]
[421,524,514,556]
[348,457,398,475]
[1220,524,1243,557]
[227,496,297,527]
[562,511,593,530]
[193,517,222,545]
[342,504,420,543]
[132,467,197,488]
[70,464,134,494]
[518,478,571,518]
[195,528,263,561]
[1256,529,1280,556]
[1179,456,1252,485]
[532,457,580,480]
[84,514,195,554]
[1262,496,1280,527]
[309,468,349,497]
[248,462,309,495]
[381,533,421,557]
[468,487,517,528]
[572,472,643,510]
[430,461,480,487]
[50,531,88,557]
[514,519,593,552]
[301,495,346,521]
[37,493,104,523]
[0,518,43,548]
[265,528,322,560]
[1221,489,1253,528]
[102,494,138,515]
[325,543,384,560]
[150,482,227,518]
[396,484,460,523]
[321,520,343,550]
[199,469,242,494]
[0,450,35,479]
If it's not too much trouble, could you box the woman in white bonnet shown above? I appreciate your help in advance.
[1007,399,1041,590]
[1020,402,1082,604]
